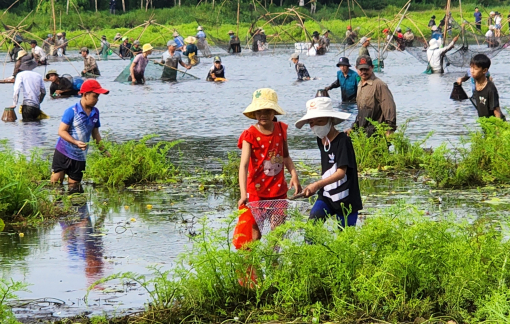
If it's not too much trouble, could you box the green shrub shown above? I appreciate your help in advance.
[84,135,181,187]
[88,203,510,323]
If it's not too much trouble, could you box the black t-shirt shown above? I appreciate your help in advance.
[50,77,77,96]
[472,80,501,118]
[317,132,363,212]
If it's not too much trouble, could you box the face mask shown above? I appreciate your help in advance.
[312,120,332,152]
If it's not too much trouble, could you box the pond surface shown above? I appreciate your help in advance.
[1,46,510,321]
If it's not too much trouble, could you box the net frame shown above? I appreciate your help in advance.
[246,199,309,236]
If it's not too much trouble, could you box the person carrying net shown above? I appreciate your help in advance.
[295,97,362,228]
[238,88,301,239]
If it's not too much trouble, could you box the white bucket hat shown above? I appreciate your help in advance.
[295,97,351,129]
[428,39,439,50]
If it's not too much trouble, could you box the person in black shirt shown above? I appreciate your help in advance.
[289,53,310,81]
[470,54,505,120]
[428,15,436,28]
[206,56,225,81]
[119,37,132,59]
[227,31,241,53]
[296,97,362,228]
[46,70,78,97]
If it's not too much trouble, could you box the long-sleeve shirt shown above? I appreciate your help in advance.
[427,39,455,73]
[83,54,100,75]
[13,71,46,107]
[354,74,396,136]
[328,69,360,102]
[228,36,241,53]
[32,46,46,62]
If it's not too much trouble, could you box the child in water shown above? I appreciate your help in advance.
[238,88,301,238]
[289,53,311,81]
[295,97,362,227]
[206,56,225,81]
[469,54,505,120]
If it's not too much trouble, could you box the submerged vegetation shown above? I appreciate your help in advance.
[88,203,510,323]
[84,135,181,187]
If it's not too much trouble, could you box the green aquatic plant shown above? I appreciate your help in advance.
[88,203,510,323]
[84,135,181,187]
[0,278,28,324]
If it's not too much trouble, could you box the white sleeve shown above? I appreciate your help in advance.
[13,74,22,106]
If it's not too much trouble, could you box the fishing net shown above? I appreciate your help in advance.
[406,16,510,69]
[247,199,310,236]
[113,59,199,82]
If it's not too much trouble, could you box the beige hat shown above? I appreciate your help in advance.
[17,49,27,60]
[142,43,153,52]
[184,36,196,44]
[197,26,203,31]
[295,97,351,129]
[45,69,59,79]
[173,31,179,37]
[243,88,285,119]
[228,30,234,34]
[56,32,63,36]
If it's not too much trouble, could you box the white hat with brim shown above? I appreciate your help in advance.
[243,88,285,120]
[295,97,351,129]
[17,49,27,60]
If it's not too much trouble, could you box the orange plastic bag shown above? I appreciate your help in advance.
[232,204,255,250]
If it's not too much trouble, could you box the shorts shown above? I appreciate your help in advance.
[51,149,86,182]
[495,24,501,30]
[128,74,144,84]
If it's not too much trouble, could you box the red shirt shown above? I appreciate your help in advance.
[238,122,288,199]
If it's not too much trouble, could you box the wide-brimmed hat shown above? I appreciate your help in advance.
[312,31,320,36]
[321,29,330,35]
[356,55,373,69]
[428,38,439,50]
[173,31,179,37]
[57,32,63,37]
[17,49,27,60]
[359,36,371,44]
[336,56,351,67]
[243,88,285,119]
[19,55,37,71]
[142,43,153,52]
[295,97,351,129]
[228,30,234,34]
[45,69,58,79]
[197,26,203,31]
[184,36,196,44]
[431,25,438,31]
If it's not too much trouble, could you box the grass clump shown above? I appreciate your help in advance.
[425,117,510,188]
[0,142,62,222]
[88,203,510,323]
[84,135,181,187]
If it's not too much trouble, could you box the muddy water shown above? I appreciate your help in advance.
[1,47,510,320]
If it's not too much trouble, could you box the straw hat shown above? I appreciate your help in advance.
[17,49,27,60]
[184,36,196,44]
[228,30,234,34]
[295,97,351,129]
[243,88,285,119]
[197,26,203,31]
[173,31,179,37]
[57,32,63,37]
[142,43,153,53]
[45,69,59,79]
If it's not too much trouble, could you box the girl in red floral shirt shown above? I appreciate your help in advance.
[238,88,301,238]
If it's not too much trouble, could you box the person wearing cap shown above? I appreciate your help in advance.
[183,36,199,66]
[119,37,132,59]
[289,53,310,81]
[80,47,101,77]
[54,33,64,56]
[431,25,442,40]
[426,35,459,73]
[348,55,396,137]
[98,35,111,60]
[129,44,153,84]
[345,26,357,45]
[11,50,28,78]
[238,88,301,233]
[321,29,331,49]
[485,25,499,47]
[47,70,77,97]
[248,26,263,52]
[173,31,185,52]
[296,97,362,228]
[161,40,191,81]
[403,28,414,47]
[50,79,109,188]
[227,31,241,54]
[11,57,46,121]
[206,56,226,81]
[428,15,436,29]
[9,36,23,62]
[30,40,47,65]
[395,33,405,51]
[131,40,142,56]
[324,57,360,103]
[358,36,371,57]
[114,33,122,42]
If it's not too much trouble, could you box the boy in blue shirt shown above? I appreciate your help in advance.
[324,57,360,103]
[50,80,110,189]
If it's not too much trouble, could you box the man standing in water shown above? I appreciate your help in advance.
[50,79,109,191]
[324,57,360,103]
[81,47,100,77]
[161,40,191,81]
[11,58,46,121]
[347,55,396,137]
[358,37,371,57]
[474,7,482,31]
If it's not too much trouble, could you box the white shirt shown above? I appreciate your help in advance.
[495,16,502,25]
[32,46,46,61]
[485,30,494,38]
[426,39,456,73]
[13,71,46,107]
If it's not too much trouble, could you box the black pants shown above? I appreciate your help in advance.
[21,105,41,121]
[128,75,144,84]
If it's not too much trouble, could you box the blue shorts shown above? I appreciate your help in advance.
[309,197,358,228]
[495,24,501,29]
